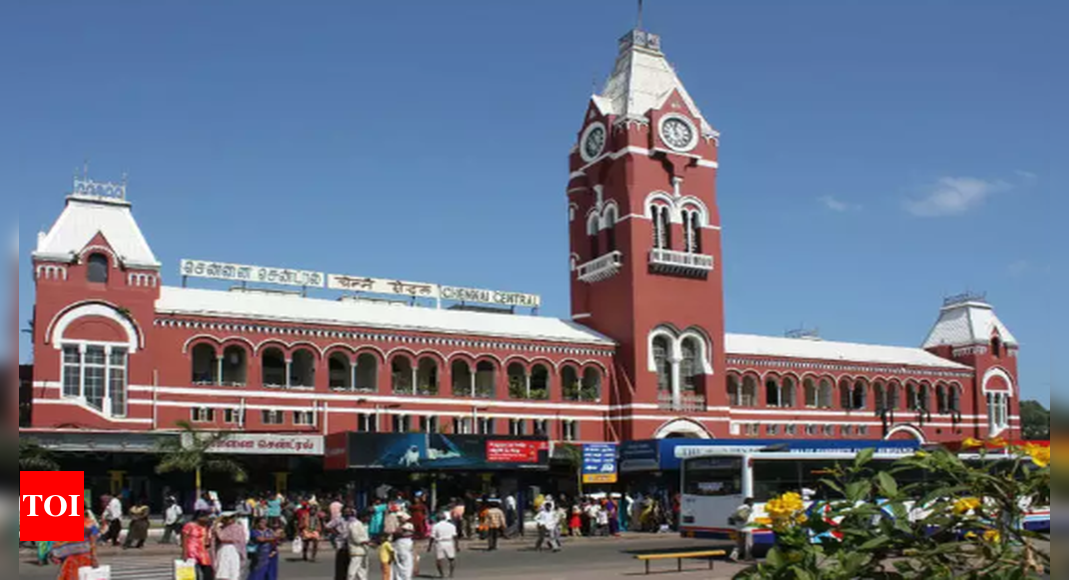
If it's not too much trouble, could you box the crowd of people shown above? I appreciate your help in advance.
[27,486,684,580]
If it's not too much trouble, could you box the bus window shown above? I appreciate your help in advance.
[797,460,846,501]
[683,457,744,497]
[753,460,801,502]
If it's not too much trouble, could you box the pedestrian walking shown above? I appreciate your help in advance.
[728,498,755,563]
[394,524,416,580]
[430,512,459,578]
[346,510,372,580]
[182,512,214,580]
[248,517,279,580]
[161,497,184,545]
[123,499,150,549]
[213,513,247,580]
[300,504,323,563]
[484,500,506,552]
[378,534,396,580]
[100,494,123,547]
[52,513,99,580]
[534,503,559,552]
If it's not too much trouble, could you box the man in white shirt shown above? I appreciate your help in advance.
[534,504,561,553]
[729,498,755,562]
[347,509,372,580]
[430,512,460,578]
[160,497,184,545]
[101,495,123,546]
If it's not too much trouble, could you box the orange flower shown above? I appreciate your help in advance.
[962,438,984,449]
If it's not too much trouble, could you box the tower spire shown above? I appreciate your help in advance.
[637,0,644,31]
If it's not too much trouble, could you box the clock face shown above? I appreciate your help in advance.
[660,116,697,152]
[581,123,606,162]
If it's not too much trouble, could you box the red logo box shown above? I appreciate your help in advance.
[20,471,86,542]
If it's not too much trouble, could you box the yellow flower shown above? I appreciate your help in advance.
[915,451,929,458]
[983,529,1001,543]
[963,438,984,449]
[953,497,982,516]
[988,437,1008,449]
[965,532,978,540]
[1024,444,1050,468]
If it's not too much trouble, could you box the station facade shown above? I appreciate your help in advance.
[22,28,1022,473]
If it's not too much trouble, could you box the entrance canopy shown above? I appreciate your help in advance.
[326,433,550,472]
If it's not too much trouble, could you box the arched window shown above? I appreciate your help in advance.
[840,379,853,410]
[936,384,949,414]
[392,356,414,394]
[530,364,550,400]
[874,381,886,412]
[949,384,962,414]
[887,382,901,411]
[451,360,473,398]
[86,253,109,284]
[604,207,618,253]
[475,361,496,399]
[355,353,378,392]
[727,375,741,407]
[221,346,247,386]
[417,358,439,396]
[804,378,818,408]
[741,376,758,407]
[782,377,796,407]
[261,348,286,387]
[680,338,699,393]
[508,363,528,400]
[852,380,867,410]
[329,352,352,390]
[291,349,316,388]
[682,210,702,254]
[818,379,834,409]
[561,365,580,401]
[588,213,601,258]
[918,383,931,412]
[581,368,602,402]
[652,336,672,393]
[652,206,671,250]
[991,337,1002,359]
[906,382,919,411]
[766,378,782,407]
[191,344,217,385]
[987,391,1011,434]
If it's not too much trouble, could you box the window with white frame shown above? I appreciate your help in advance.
[421,416,439,433]
[652,206,671,250]
[806,425,820,436]
[294,411,315,426]
[681,209,702,254]
[533,419,549,437]
[743,423,760,437]
[262,410,285,425]
[785,424,798,436]
[477,417,494,436]
[223,409,243,425]
[393,415,413,433]
[192,407,215,423]
[987,392,1010,435]
[823,425,836,437]
[562,420,580,442]
[766,424,780,436]
[453,417,474,435]
[61,344,128,417]
[358,413,377,433]
[858,425,869,437]
[509,419,526,436]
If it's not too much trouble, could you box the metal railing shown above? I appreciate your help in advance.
[577,251,623,283]
[649,249,714,276]
[657,392,707,412]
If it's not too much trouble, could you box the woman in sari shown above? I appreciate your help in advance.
[52,513,99,580]
[213,514,247,580]
[248,517,280,580]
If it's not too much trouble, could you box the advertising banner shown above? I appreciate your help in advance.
[620,439,920,472]
[582,443,619,484]
[345,433,550,471]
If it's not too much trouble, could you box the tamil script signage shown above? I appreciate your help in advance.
[186,434,325,456]
[440,285,542,308]
[582,443,619,484]
[620,439,921,472]
[327,274,439,299]
[181,259,325,288]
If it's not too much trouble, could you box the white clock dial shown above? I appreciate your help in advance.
[659,115,698,152]
[580,122,607,162]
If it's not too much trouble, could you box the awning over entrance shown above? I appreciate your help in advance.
[325,433,550,471]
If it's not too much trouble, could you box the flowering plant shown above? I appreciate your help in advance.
[739,441,1050,580]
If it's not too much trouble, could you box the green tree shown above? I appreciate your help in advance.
[19,439,59,471]
[556,443,586,496]
[156,421,247,501]
[1019,400,1050,440]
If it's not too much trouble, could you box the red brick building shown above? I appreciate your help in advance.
[23,28,1021,452]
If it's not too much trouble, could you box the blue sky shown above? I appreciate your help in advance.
[6,1,1061,405]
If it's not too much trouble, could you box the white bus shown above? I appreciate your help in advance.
[679,452,1050,550]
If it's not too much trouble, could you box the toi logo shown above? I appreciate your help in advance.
[20,471,86,542]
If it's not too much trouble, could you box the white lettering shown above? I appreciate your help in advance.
[44,496,68,518]
[69,495,81,517]
[21,495,43,517]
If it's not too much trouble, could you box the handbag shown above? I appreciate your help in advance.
[174,560,196,580]
[291,537,303,555]
[77,565,111,580]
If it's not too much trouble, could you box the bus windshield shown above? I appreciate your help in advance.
[683,457,744,497]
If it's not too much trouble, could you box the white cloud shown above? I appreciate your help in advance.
[1007,260,1030,277]
[818,195,860,213]
[903,176,1012,218]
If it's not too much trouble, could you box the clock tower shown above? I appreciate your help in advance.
[568,29,727,440]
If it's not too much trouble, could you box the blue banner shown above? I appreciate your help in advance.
[582,443,619,484]
[619,439,920,472]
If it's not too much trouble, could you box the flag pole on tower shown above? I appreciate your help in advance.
[637,0,644,30]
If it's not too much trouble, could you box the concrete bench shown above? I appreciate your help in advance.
[635,550,727,575]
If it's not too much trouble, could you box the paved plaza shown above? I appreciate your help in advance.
[18,535,748,580]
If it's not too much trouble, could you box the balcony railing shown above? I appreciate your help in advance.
[577,251,623,283]
[649,249,714,277]
[657,392,707,413]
